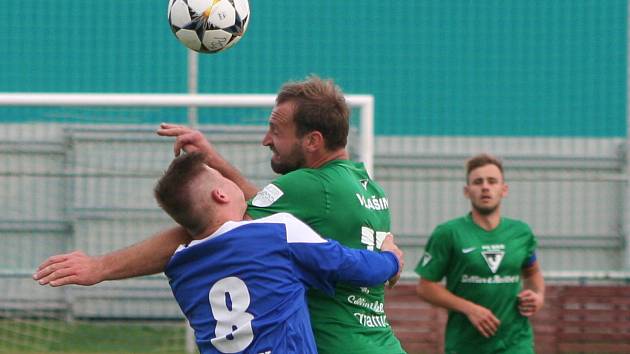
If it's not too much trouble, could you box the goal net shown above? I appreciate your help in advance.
[0,93,373,353]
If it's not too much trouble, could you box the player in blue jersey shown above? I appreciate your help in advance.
[155,152,403,353]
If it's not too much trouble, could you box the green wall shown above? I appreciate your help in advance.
[1,1,626,136]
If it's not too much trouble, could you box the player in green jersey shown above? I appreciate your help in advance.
[34,76,406,354]
[415,153,545,354]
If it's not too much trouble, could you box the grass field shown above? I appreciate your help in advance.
[0,319,190,353]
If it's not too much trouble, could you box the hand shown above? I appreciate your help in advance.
[33,250,104,287]
[518,289,544,317]
[465,303,501,338]
[157,123,216,159]
[380,233,404,288]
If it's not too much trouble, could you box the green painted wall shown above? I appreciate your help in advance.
[1,1,626,136]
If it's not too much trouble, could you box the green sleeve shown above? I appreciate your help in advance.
[522,224,538,267]
[415,225,452,282]
[246,169,325,221]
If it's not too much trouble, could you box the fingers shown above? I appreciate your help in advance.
[381,234,393,248]
[519,301,537,316]
[156,124,191,156]
[37,267,78,286]
[518,289,534,299]
[468,305,500,338]
[156,123,188,136]
[477,315,500,338]
[387,273,401,289]
[518,290,542,316]
[157,124,211,158]
[33,253,72,280]
[381,234,403,288]
[32,250,98,287]
[173,132,201,156]
[519,305,534,317]
[478,318,499,338]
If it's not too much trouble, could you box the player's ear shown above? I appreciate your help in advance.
[463,185,470,199]
[303,131,324,152]
[211,188,229,204]
[501,183,509,197]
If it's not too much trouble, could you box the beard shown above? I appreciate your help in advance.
[270,143,306,175]
[471,201,500,216]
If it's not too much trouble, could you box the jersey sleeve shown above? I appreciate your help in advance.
[246,169,324,220]
[522,223,538,268]
[289,240,399,296]
[279,213,398,296]
[415,225,452,282]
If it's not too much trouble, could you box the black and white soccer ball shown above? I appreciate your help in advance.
[167,0,250,54]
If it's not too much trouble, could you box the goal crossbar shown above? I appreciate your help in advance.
[0,93,375,175]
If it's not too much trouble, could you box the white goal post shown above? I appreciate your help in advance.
[0,92,375,175]
[0,92,373,353]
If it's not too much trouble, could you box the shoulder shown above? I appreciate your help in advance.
[433,216,468,235]
[258,213,327,244]
[426,216,471,248]
[249,170,323,208]
[274,168,325,191]
[502,217,533,233]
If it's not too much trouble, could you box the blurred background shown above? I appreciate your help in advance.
[0,1,628,353]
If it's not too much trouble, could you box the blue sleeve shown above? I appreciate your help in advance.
[523,252,537,268]
[289,239,399,296]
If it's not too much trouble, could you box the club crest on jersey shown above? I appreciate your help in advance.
[251,184,284,207]
[481,251,505,274]
[420,252,432,267]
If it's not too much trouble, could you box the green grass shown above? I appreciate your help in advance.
[0,320,191,353]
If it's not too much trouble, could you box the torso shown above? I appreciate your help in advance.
[247,160,405,354]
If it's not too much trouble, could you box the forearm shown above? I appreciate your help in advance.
[100,226,191,280]
[338,250,399,287]
[522,264,545,298]
[519,262,546,316]
[416,278,477,315]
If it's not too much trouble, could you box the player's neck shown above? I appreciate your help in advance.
[306,148,348,168]
[470,209,501,231]
[192,211,244,240]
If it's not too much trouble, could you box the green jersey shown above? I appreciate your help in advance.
[247,160,405,354]
[415,214,537,354]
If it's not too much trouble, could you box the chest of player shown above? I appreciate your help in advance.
[450,231,531,277]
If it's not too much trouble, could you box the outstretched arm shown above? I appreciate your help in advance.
[34,226,191,286]
[416,278,501,338]
[291,234,403,295]
[157,123,260,200]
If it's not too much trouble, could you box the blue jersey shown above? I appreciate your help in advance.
[165,213,399,354]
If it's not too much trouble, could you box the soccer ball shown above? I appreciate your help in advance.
[167,0,250,54]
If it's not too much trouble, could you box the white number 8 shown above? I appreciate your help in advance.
[209,277,255,353]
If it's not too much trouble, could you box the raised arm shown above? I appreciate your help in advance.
[34,226,190,287]
[157,123,260,200]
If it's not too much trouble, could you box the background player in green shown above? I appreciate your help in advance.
[415,153,545,354]
[34,76,406,354]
